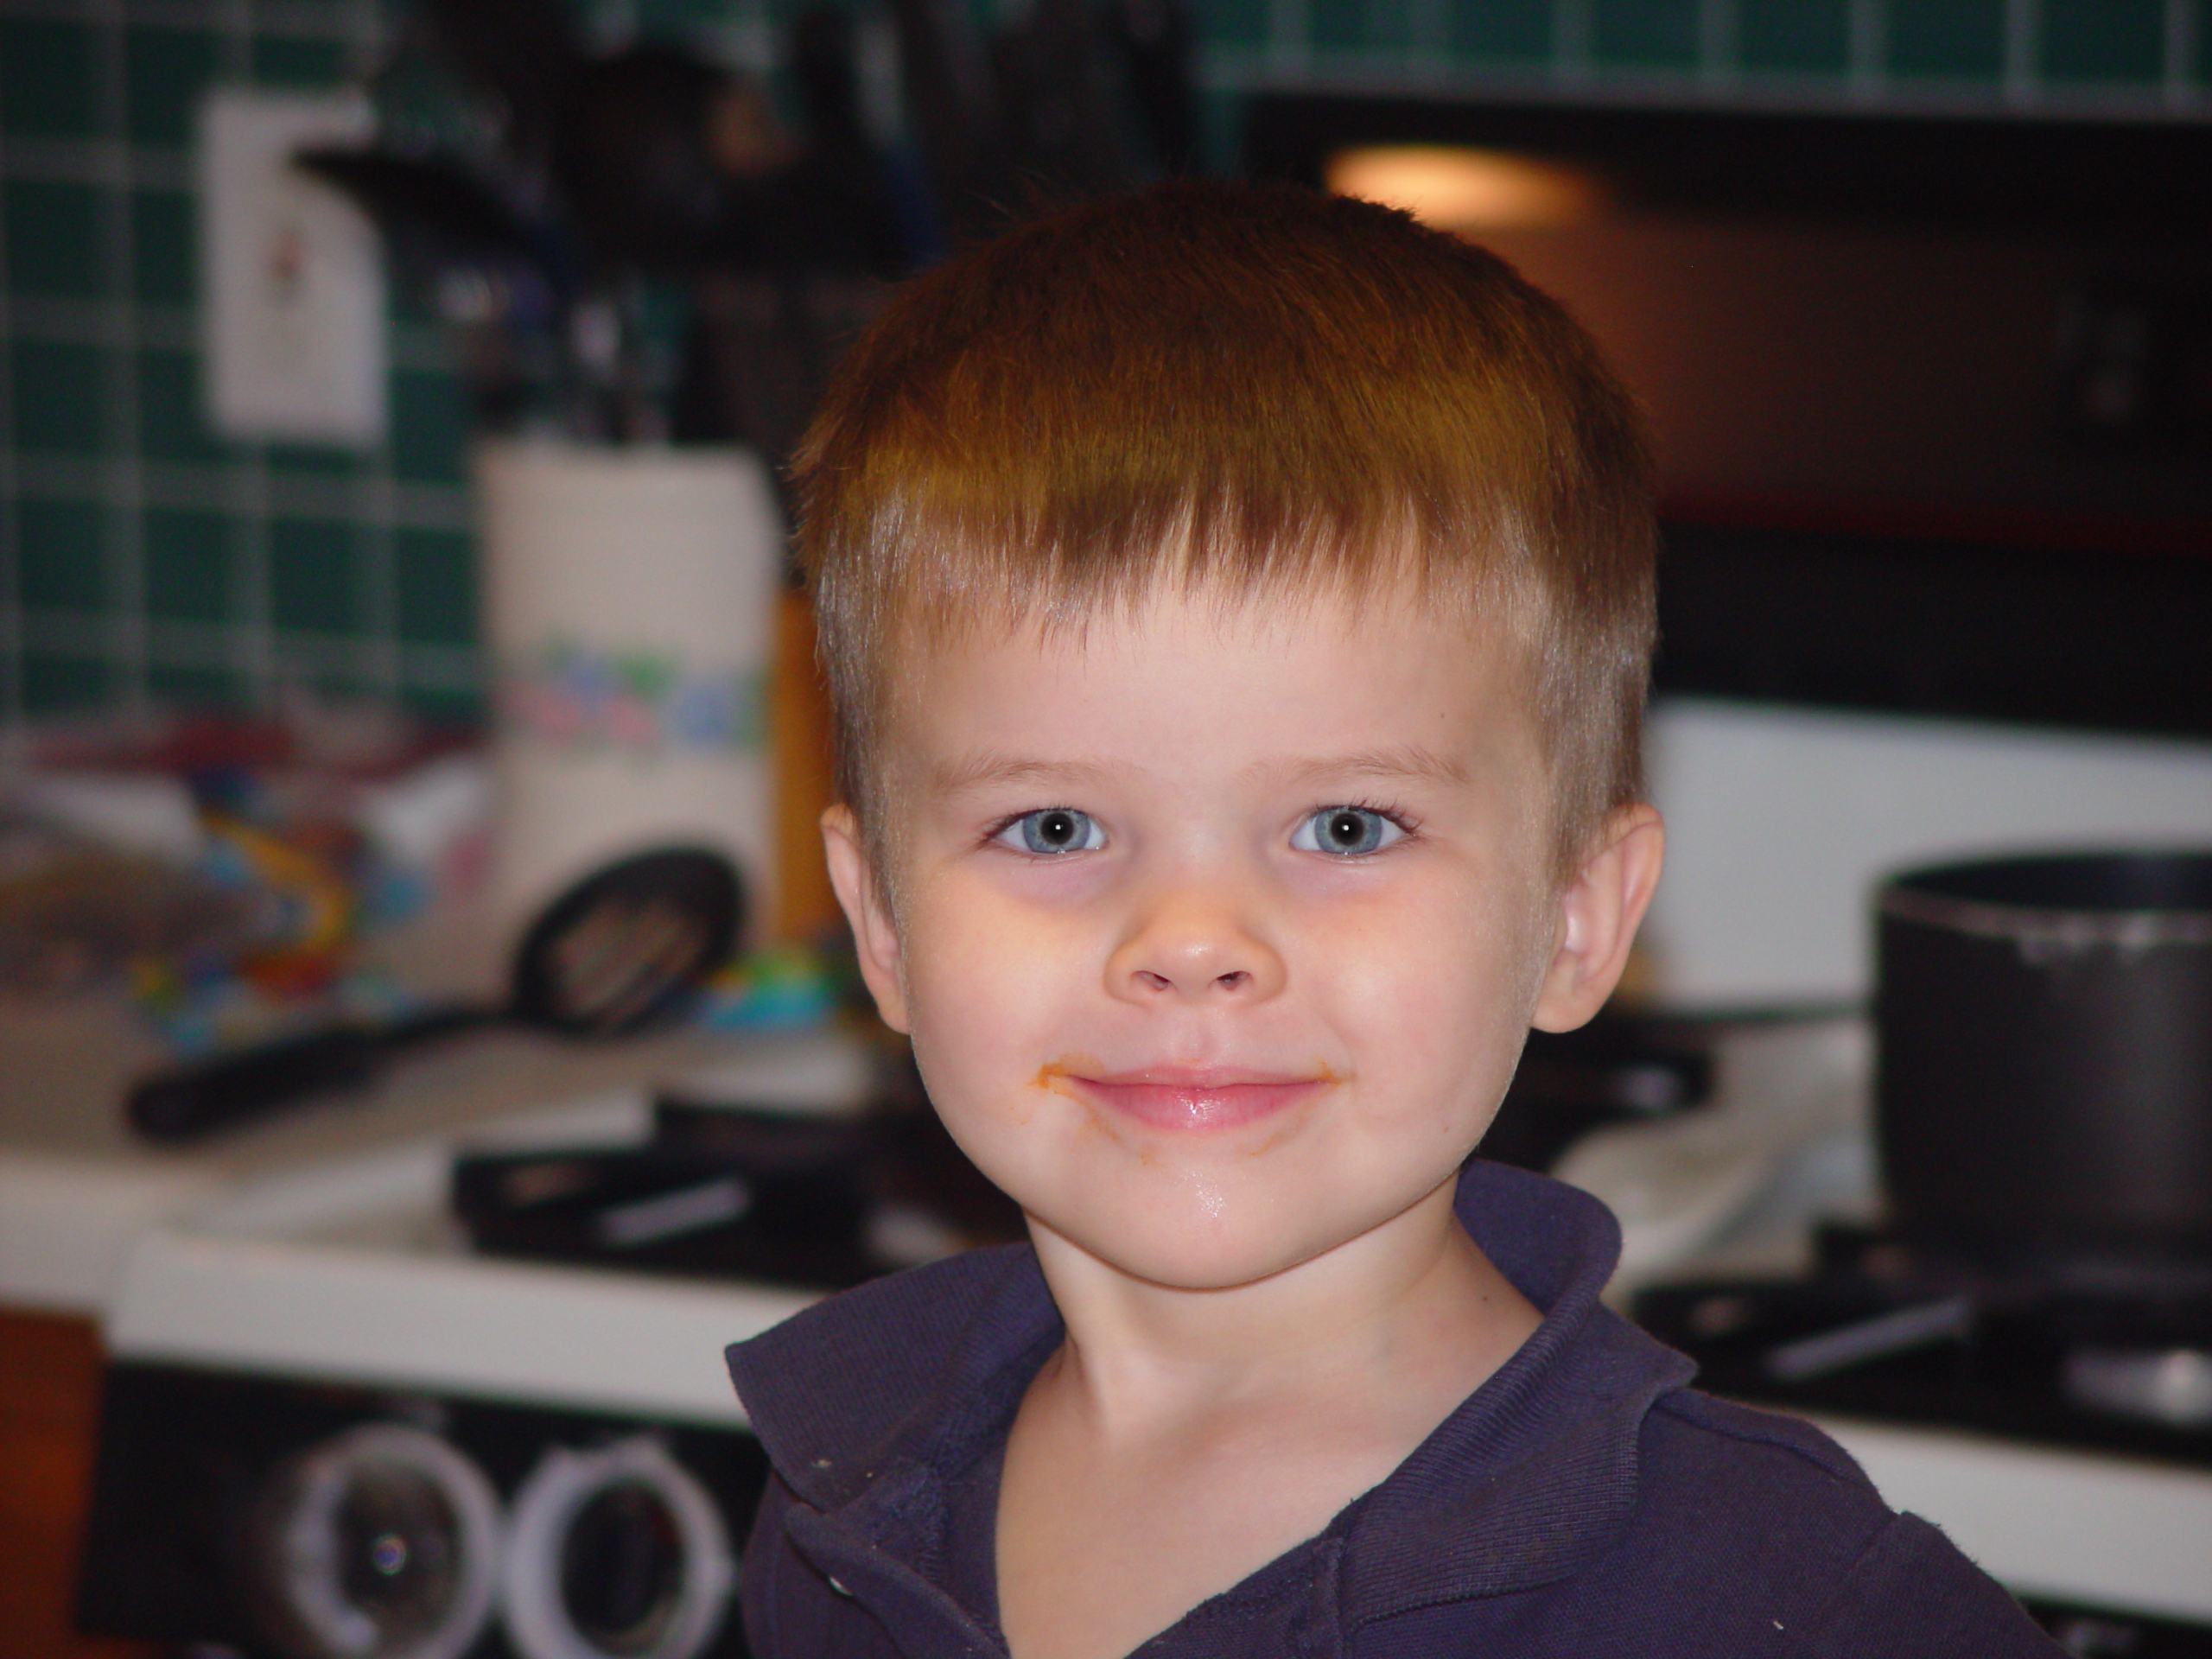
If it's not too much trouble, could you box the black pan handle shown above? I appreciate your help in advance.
[127,1004,502,1143]
[127,1027,391,1142]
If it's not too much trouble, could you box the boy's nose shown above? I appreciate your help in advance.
[1105,884,1287,1004]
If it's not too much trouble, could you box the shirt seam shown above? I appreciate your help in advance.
[1648,1391,1864,1486]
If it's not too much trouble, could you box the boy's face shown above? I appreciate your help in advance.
[826,585,1660,1294]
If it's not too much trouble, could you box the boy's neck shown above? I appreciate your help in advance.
[1024,1176,1540,1440]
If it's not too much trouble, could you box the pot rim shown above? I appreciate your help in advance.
[1879,849,2212,947]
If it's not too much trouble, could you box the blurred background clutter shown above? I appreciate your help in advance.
[5,2,2212,1656]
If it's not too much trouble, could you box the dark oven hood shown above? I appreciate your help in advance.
[1244,98,2212,743]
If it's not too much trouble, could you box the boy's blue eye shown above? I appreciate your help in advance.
[1000,808,1103,855]
[1292,807,1403,856]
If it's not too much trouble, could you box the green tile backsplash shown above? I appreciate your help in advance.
[2042,0,2167,84]
[1737,0,1849,73]
[1,16,102,139]
[3,0,2207,731]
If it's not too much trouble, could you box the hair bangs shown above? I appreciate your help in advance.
[793,181,1655,887]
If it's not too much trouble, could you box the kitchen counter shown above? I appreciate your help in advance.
[0,877,847,1318]
[0,991,770,1316]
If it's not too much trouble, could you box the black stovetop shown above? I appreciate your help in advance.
[1632,1223,2212,1470]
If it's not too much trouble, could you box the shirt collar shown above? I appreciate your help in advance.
[727,1160,1694,1619]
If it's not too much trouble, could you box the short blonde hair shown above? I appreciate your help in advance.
[793,181,1656,882]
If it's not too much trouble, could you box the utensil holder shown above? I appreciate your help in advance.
[475,439,782,955]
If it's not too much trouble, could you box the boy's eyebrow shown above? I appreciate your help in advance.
[926,745,1471,796]
[927,752,1118,796]
[1257,746,1473,789]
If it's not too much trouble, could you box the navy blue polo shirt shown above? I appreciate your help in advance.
[727,1160,2059,1656]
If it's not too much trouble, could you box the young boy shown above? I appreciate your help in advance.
[727,181,2060,1657]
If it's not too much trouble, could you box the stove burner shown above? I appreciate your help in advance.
[2064,1348,2212,1432]
[1632,1223,2212,1468]
[450,1091,1024,1291]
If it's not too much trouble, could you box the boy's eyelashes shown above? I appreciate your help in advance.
[1292,804,1414,857]
[982,802,1419,858]
[989,807,1106,855]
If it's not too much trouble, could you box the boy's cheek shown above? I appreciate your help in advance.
[904,902,1080,1037]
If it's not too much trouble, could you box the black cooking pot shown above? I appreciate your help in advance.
[1875,849,2212,1265]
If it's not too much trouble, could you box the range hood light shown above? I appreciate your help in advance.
[1326,146,1608,232]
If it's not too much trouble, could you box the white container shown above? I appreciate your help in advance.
[474,440,782,953]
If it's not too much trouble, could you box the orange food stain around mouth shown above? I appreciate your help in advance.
[1032,1056,1113,1143]
[1031,1057,1096,1099]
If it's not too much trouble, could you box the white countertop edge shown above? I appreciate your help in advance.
[0,1153,226,1314]
[1808,1412,2212,1624]
[105,1230,817,1428]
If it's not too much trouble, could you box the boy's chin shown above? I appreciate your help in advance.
[1025,1198,1398,1296]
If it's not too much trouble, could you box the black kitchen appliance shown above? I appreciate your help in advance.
[1877,849,2212,1267]
[1246,96,2212,749]
[77,1365,771,1659]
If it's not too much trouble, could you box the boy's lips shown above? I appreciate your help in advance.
[1058,1064,1334,1131]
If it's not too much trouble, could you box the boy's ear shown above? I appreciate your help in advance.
[822,804,911,1033]
[1531,804,1665,1033]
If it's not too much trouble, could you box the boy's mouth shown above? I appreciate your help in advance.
[1044,1062,1335,1132]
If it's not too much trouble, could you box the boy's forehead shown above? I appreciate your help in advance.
[882,580,1542,789]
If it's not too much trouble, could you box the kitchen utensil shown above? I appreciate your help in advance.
[990,0,1128,199]
[1875,849,2212,1264]
[550,44,741,275]
[884,0,1009,239]
[412,0,583,169]
[292,147,549,271]
[125,847,742,1144]
[1104,0,1197,176]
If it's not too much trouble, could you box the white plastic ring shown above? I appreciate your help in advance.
[264,1421,505,1659]
[501,1436,735,1659]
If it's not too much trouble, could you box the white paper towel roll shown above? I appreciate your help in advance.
[475,440,782,951]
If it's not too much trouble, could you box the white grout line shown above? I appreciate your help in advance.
[358,456,403,699]
[208,0,275,709]
[346,0,402,705]
[1847,0,1887,100]
[11,452,472,531]
[397,639,484,694]
[2,608,125,655]
[1263,0,1312,80]
[1406,0,1449,80]
[3,295,196,350]
[2002,0,2040,105]
[0,137,192,191]
[1200,48,2208,115]
[601,0,641,48]
[97,0,152,718]
[214,0,252,109]
[0,0,363,39]
[1552,0,1594,86]
[0,115,21,741]
[1698,0,1739,91]
[2166,0,2202,108]
[18,605,478,696]
[236,442,273,707]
